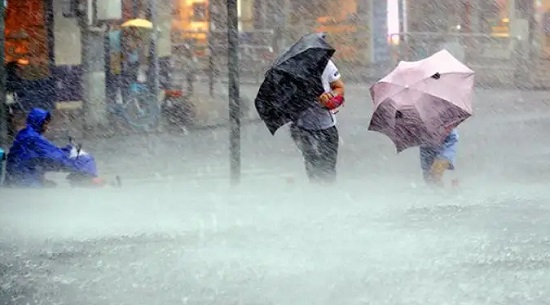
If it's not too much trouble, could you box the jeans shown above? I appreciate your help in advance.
[290,124,339,183]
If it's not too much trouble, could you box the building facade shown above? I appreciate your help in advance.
[405,0,540,42]
[278,0,387,65]
[5,0,55,109]
[4,0,173,109]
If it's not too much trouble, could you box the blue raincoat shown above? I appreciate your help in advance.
[4,108,97,187]
[419,129,459,175]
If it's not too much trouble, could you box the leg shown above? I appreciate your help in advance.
[316,126,339,183]
[301,132,322,181]
[105,72,116,105]
[420,138,456,186]
[120,62,139,104]
[419,146,436,184]
[119,73,132,104]
[428,158,450,185]
[290,125,322,182]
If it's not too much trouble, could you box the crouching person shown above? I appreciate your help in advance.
[4,108,102,188]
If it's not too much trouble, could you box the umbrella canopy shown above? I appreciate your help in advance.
[369,49,475,152]
[121,19,154,42]
[121,18,153,29]
[255,33,335,135]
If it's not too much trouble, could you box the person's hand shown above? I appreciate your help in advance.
[319,92,335,105]
[320,94,344,110]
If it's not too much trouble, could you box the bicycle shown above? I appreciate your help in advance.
[108,81,161,132]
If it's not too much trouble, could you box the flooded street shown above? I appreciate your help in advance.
[2,183,550,304]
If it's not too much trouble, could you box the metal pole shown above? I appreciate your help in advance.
[133,0,139,18]
[148,0,160,106]
[469,0,480,33]
[398,0,405,41]
[208,0,214,97]
[227,0,240,184]
[508,0,516,26]
[0,2,7,148]
[356,0,370,65]
[79,0,107,133]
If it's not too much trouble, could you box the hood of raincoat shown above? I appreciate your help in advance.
[26,108,51,133]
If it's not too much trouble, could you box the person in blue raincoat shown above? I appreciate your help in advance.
[419,128,459,186]
[3,108,99,187]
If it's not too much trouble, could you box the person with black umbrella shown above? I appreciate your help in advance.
[289,58,345,183]
[255,33,345,183]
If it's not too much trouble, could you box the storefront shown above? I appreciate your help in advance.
[54,0,174,104]
[282,0,369,63]
[311,0,389,64]
[5,0,56,110]
[406,0,514,36]
[171,0,255,55]
[314,0,360,62]
[4,0,180,110]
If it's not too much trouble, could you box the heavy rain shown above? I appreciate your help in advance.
[1,0,550,304]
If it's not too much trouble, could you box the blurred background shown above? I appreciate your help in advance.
[0,0,547,140]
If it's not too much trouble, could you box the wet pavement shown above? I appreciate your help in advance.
[75,85,550,185]
[1,86,550,304]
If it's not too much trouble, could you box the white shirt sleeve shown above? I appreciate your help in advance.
[325,60,341,83]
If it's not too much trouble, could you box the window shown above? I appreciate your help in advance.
[5,0,50,80]
[191,2,207,22]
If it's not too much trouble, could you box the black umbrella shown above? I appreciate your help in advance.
[254,33,335,135]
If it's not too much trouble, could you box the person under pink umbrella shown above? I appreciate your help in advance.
[369,49,474,187]
[419,127,458,186]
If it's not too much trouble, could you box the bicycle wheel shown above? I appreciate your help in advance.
[121,83,160,131]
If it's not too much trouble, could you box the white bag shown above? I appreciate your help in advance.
[69,146,88,159]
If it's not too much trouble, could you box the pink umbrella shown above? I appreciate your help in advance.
[368,49,475,152]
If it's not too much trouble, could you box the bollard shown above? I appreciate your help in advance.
[0,148,4,185]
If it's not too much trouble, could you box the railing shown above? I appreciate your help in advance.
[389,32,524,67]
[388,32,532,86]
